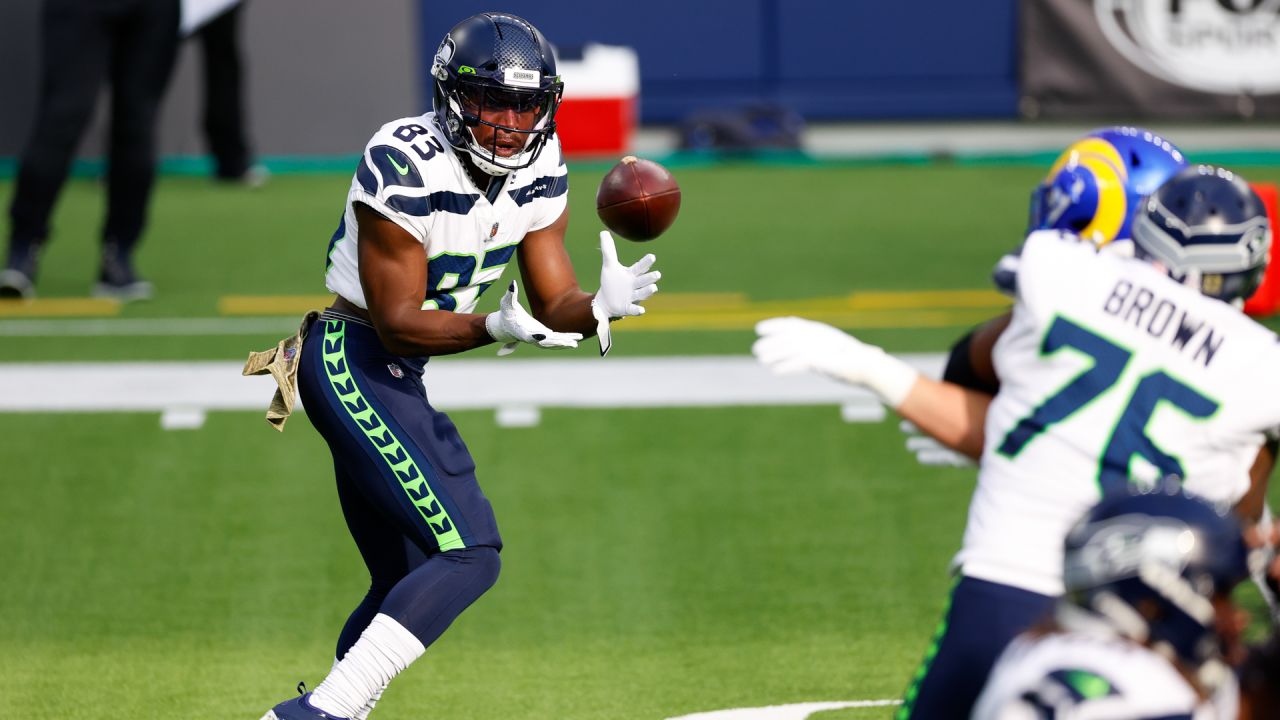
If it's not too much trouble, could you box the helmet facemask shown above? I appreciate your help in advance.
[443,78,561,176]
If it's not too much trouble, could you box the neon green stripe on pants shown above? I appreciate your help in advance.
[322,319,466,551]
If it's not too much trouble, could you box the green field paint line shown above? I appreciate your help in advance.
[321,319,466,551]
[5,148,1280,180]
[955,149,1280,168]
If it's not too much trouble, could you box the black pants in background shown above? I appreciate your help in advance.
[8,0,180,260]
[197,3,251,179]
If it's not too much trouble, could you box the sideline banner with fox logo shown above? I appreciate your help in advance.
[1021,0,1280,119]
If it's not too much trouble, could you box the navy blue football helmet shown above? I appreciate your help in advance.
[1028,127,1187,247]
[1063,484,1251,678]
[1132,164,1271,304]
[431,13,563,176]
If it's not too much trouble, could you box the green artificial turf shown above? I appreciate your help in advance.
[0,407,976,719]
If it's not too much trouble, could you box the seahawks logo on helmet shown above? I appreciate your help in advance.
[434,37,455,75]
[1062,485,1252,683]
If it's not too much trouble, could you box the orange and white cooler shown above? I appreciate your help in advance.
[554,44,640,157]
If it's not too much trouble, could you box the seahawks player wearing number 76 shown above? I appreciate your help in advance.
[753,165,1277,718]
[260,12,660,720]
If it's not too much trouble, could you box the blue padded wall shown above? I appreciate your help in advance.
[419,1,1018,123]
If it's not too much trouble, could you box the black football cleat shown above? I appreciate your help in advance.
[0,239,40,300]
[92,242,152,302]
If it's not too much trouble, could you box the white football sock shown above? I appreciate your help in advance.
[332,657,388,720]
[309,614,424,718]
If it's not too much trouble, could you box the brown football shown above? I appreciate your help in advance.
[595,156,681,242]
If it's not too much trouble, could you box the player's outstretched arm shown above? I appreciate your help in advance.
[900,312,1010,466]
[942,312,1009,394]
[895,377,990,460]
[515,207,598,336]
[753,317,989,460]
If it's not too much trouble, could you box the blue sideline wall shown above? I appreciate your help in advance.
[419,1,1021,123]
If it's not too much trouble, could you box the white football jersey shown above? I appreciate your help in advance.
[958,230,1280,595]
[324,112,568,313]
[973,631,1230,720]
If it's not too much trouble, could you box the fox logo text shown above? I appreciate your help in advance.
[1096,0,1280,94]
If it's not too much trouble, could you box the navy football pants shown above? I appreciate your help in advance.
[298,314,502,656]
[897,576,1055,719]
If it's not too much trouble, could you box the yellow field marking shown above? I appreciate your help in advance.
[846,289,1011,309]
[0,298,121,318]
[645,290,1010,316]
[624,307,1003,331]
[640,292,748,310]
[219,295,333,315]
[218,292,749,315]
[215,289,1011,331]
[627,289,1010,330]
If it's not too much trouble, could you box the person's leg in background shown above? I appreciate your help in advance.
[1,0,111,298]
[96,0,179,300]
[198,2,259,184]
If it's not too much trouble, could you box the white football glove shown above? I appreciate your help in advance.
[900,420,976,468]
[591,230,660,357]
[485,281,583,356]
[752,317,919,407]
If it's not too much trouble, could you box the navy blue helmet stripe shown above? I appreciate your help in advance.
[386,191,479,217]
[508,173,568,207]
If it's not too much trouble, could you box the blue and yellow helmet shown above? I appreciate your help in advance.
[1029,127,1187,247]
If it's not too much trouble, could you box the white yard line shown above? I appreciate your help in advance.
[0,355,945,422]
[664,700,901,720]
